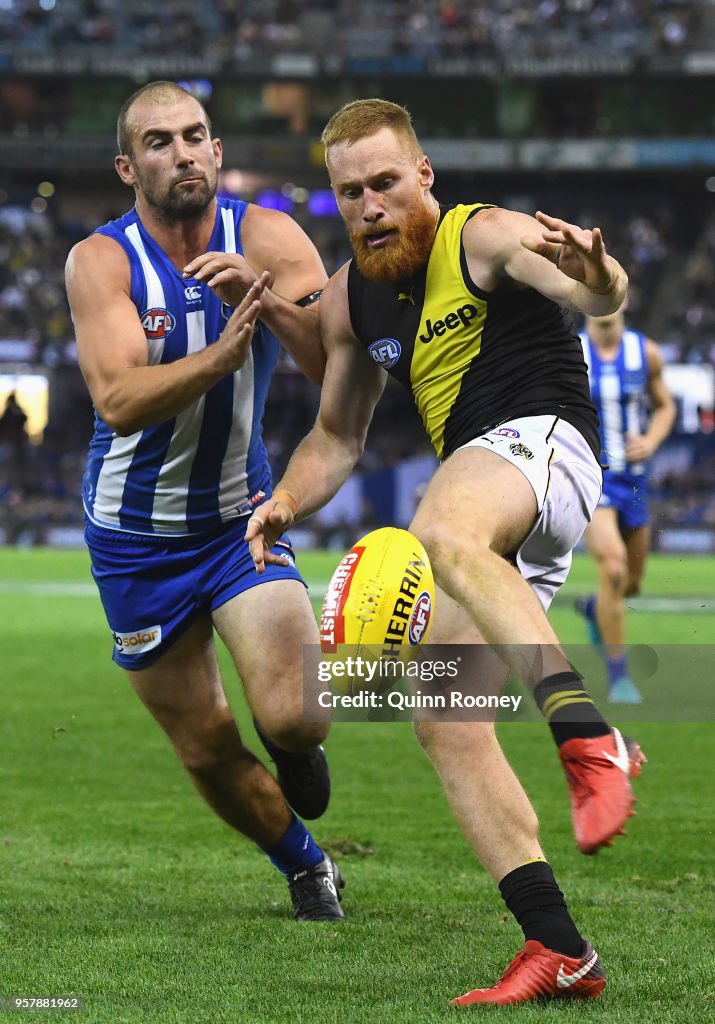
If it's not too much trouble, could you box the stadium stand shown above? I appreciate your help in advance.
[0,1,706,63]
[0,0,714,545]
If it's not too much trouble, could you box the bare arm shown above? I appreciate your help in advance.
[465,207,628,317]
[245,264,386,572]
[625,339,677,462]
[66,233,265,436]
[184,205,328,385]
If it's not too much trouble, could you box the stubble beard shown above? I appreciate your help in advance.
[140,168,218,222]
[351,198,438,284]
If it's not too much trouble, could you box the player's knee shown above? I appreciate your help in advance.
[258,714,328,753]
[413,526,484,587]
[599,552,627,593]
[175,708,245,775]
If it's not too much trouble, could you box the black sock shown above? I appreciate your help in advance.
[499,861,584,958]
[534,671,610,746]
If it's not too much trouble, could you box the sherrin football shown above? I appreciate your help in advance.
[319,528,435,689]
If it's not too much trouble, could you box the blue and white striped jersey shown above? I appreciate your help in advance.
[579,328,649,476]
[83,197,279,535]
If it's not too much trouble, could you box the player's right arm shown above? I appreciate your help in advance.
[66,233,264,436]
[245,263,386,572]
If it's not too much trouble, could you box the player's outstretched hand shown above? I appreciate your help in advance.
[521,211,620,295]
[183,251,273,307]
[213,273,268,374]
[244,491,298,574]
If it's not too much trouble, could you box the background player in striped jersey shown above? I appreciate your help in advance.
[65,81,345,922]
[577,306,676,702]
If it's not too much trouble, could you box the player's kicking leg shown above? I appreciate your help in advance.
[414,590,605,1006]
[410,434,644,856]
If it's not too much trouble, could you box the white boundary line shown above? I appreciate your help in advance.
[0,581,713,613]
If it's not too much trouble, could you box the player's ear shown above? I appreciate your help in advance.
[115,153,136,186]
[418,155,434,192]
[213,137,223,170]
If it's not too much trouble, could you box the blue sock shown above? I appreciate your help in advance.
[606,654,628,685]
[584,595,597,621]
[261,814,324,875]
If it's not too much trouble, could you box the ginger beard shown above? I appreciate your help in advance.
[350,195,438,284]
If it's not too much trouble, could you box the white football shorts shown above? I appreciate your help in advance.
[455,415,603,610]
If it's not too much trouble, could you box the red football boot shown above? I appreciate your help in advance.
[450,940,605,1007]
[559,727,646,854]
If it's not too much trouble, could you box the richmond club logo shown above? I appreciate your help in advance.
[141,308,176,339]
[368,338,401,369]
[408,591,432,645]
[510,442,534,460]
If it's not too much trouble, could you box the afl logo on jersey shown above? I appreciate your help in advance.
[368,338,401,369]
[141,308,176,339]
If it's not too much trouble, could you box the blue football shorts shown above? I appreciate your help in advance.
[85,516,305,670]
[598,472,649,530]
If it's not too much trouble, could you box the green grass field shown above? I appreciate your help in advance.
[1,548,714,1023]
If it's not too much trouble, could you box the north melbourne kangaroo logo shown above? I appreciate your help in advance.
[419,303,478,343]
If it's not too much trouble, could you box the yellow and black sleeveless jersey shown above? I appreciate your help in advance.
[347,203,600,460]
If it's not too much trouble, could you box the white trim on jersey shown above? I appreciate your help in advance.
[622,331,645,454]
[150,310,208,530]
[215,203,255,520]
[218,352,255,519]
[622,329,643,371]
[600,368,626,471]
[93,429,144,525]
[93,224,170,525]
[124,222,167,365]
[220,206,236,254]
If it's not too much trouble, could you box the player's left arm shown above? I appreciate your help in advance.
[464,207,628,317]
[625,339,677,462]
[185,205,328,384]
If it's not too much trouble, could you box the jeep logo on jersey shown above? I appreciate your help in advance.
[408,591,432,645]
[141,308,175,339]
[368,338,401,369]
[419,303,478,343]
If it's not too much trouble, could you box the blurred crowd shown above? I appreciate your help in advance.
[0,0,703,62]
[4,188,713,367]
[0,205,76,369]
[0,186,714,543]
[668,211,715,360]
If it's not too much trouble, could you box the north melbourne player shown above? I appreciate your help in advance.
[65,81,344,922]
[577,306,676,702]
